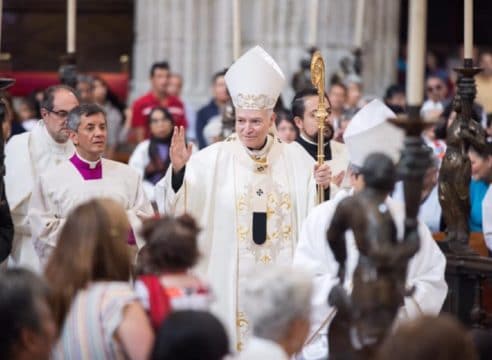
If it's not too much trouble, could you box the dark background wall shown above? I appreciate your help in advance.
[3,0,134,72]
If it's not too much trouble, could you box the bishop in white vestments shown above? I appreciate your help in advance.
[155,46,332,350]
[5,85,79,271]
[29,103,154,266]
[293,100,448,359]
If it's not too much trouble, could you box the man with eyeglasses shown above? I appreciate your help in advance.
[420,76,448,120]
[4,85,79,272]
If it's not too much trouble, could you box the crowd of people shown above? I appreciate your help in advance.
[1,44,492,360]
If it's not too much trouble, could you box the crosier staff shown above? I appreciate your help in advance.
[310,51,331,204]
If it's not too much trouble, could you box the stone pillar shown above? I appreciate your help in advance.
[132,0,401,106]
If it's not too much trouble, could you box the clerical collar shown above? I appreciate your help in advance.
[300,133,329,147]
[70,152,102,180]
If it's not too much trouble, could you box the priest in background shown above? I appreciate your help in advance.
[293,99,447,360]
[155,46,330,350]
[5,85,79,272]
[29,103,154,266]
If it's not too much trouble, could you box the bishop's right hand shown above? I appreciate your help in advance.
[170,126,192,173]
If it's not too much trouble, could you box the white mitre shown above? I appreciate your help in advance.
[225,46,286,110]
[343,99,405,167]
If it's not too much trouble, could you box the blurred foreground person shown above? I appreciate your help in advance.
[0,268,56,360]
[238,266,312,359]
[129,107,174,203]
[377,315,477,360]
[46,198,154,360]
[152,310,229,360]
[156,46,319,349]
[29,103,153,266]
[5,85,79,271]
[135,215,212,330]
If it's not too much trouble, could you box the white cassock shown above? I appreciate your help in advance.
[29,153,154,266]
[4,120,74,271]
[155,134,317,350]
[293,189,448,359]
[237,337,289,360]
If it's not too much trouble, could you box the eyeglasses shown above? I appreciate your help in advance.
[48,109,69,118]
[426,84,443,92]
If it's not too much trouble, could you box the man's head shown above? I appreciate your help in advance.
[426,76,447,103]
[150,61,171,97]
[292,87,333,142]
[479,51,492,77]
[236,108,275,149]
[68,103,107,160]
[225,46,286,149]
[0,269,56,360]
[211,70,229,104]
[40,85,80,143]
[384,84,406,113]
[328,82,347,113]
[167,73,183,97]
[76,74,94,103]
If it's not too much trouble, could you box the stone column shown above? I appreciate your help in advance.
[132,0,401,106]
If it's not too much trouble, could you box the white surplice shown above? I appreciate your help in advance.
[5,120,75,271]
[155,134,317,350]
[293,189,448,359]
[28,155,154,266]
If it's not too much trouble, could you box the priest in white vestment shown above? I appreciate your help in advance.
[155,46,332,350]
[29,103,154,266]
[293,99,448,360]
[5,85,79,271]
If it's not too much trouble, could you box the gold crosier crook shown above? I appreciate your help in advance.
[310,51,331,204]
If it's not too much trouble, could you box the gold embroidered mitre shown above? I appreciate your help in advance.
[225,46,286,110]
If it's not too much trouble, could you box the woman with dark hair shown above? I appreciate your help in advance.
[129,107,174,203]
[135,215,213,330]
[45,198,154,360]
[151,310,229,360]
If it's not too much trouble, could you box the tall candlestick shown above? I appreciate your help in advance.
[353,0,365,48]
[464,0,473,59]
[406,0,427,106]
[232,0,241,60]
[307,0,319,46]
[67,0,76,53]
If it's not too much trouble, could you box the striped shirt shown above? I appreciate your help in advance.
[53,281,137,360]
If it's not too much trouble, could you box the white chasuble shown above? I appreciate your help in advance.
[29,157,154,266]
[155,134,316,350]
[5,121,74,271]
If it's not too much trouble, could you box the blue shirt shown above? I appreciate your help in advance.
[469,179,489,232]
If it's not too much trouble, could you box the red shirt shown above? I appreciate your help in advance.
[131,91,188,134]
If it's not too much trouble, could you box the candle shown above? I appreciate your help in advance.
[232,0,241,60]
[307,0,319,46]
[0,0,3,53]
[67,0,76,53]
[353,0,365,48]
[464,0,473,59]
[406,0,427,106]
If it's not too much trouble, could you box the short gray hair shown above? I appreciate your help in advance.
[242,266,312,342]
[67,103,106,132]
